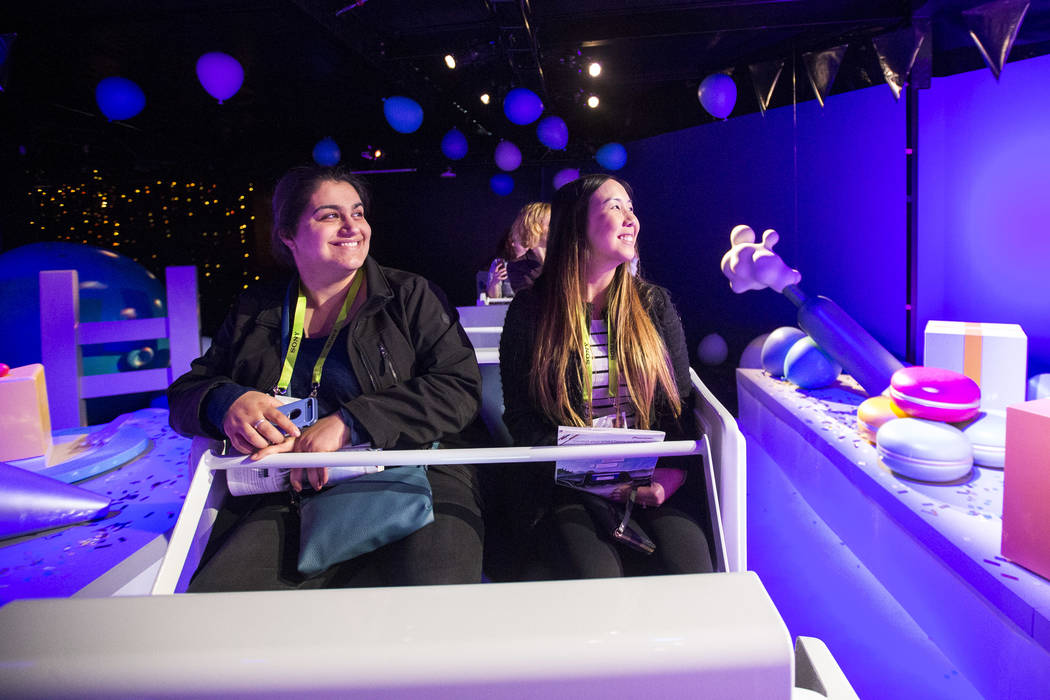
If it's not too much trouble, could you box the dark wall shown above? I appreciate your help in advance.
[615,84,905,410]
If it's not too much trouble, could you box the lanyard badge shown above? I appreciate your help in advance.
[274,272,364,397]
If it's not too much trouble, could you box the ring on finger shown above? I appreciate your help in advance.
[252,418,268,430]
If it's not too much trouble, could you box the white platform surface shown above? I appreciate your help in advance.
[0,572,793,699]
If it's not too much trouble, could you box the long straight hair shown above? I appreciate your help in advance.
[530,174,680,428]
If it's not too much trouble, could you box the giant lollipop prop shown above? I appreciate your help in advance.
[721,225,903,396]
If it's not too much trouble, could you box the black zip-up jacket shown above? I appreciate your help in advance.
[496,279,704,535]
[168,257,482,450]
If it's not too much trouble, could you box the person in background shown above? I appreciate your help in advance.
[480,227,523,301]
[498,174,712,578]
[168,164,484,590]
[505,201,551,294]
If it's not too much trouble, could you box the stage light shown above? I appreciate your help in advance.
[587,94,600,109]
[445,54,456,70]
[480,93,490,105]
[588,62,602,77]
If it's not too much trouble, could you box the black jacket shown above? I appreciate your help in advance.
[168,257,482,450]
[498,279,700,450]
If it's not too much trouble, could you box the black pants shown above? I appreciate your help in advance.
[550,480,714,579]
[188,464,484,591]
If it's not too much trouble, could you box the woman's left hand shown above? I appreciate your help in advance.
[612,467,685,507]
[249,414,352,491]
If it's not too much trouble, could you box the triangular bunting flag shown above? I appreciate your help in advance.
[802,45,848,108]
[0,462,111,539]
[873,25,927,100]
[963,0,1030,80]
[748,59,784,115]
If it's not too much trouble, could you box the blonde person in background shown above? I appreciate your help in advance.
[505,201,551,294]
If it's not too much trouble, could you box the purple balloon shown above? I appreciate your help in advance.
[553,168,580,190]
[698,73,737,119]
[95,77,146,121]
[441,128,468,160]
[503,87,543,125]
[196,52,244,104]
[490,173,514,196]
[536,115,568,150]
[494,141,522,171]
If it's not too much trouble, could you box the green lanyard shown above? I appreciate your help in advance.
[274,273,364,397]
[581,311,619,412]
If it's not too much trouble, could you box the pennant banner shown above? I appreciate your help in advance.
[748,59,784,115]
[802,45,848,108]
[963,0,1031,80]
[873,25,927,100]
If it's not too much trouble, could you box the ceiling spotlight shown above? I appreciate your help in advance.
[480,93,490,105]
[444,54,456,70]
[588,62,602,77]
[587,94,600,109]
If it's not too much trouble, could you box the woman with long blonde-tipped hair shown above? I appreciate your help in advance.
[498,174,713,578]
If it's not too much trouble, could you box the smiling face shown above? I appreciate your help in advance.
[281,179,371,284]
[585,178,638,272]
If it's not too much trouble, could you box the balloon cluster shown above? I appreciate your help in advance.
[95,52,245,122]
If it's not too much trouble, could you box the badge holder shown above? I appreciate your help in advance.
[612,489,656,555]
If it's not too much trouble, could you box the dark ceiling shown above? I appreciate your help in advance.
[2,0,1049,179]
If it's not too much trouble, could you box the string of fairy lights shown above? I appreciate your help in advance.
[24,171,269,331]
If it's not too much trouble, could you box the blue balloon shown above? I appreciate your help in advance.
[698,73,737,120]
[503,87,543,125]
[595,142,627,170]
[383,96,424,134]
[312,137,341,166]
[196,52,244,104]
[490,173,514,196]
[536,115,568,150]
[552,168,580,190]
[441,128,468,160]
[784,337,842,389]
[95,77,146,121]
[494,141,522,172]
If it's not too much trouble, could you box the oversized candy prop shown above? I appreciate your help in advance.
[721,225,903,396]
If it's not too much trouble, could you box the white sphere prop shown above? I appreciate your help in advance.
[761,326,806,377]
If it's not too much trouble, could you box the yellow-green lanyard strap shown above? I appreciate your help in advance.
[275,273,364,397]
[581,312,619,411]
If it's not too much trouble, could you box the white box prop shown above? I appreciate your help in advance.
[923,321,1027,413]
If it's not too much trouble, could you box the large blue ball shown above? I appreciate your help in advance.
[95,77,146,121]
[595,142,627,170]
[441,128,468,160]
[503,88,543,125]
[0,242,167,373]
[490,173,515,196]
[761,326,806,377]
[536,115,568,150]
[784,337,842,389]
[383,96,424,133]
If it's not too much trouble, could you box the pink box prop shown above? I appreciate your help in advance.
[923,321,1026,413]
[0,364,53,462]
[1002,398,1050,580]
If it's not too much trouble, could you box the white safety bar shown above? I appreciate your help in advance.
[153,439,704,594]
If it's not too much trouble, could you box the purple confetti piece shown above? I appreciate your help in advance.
[983,559,1001,566]
[1001,573,1019,581]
